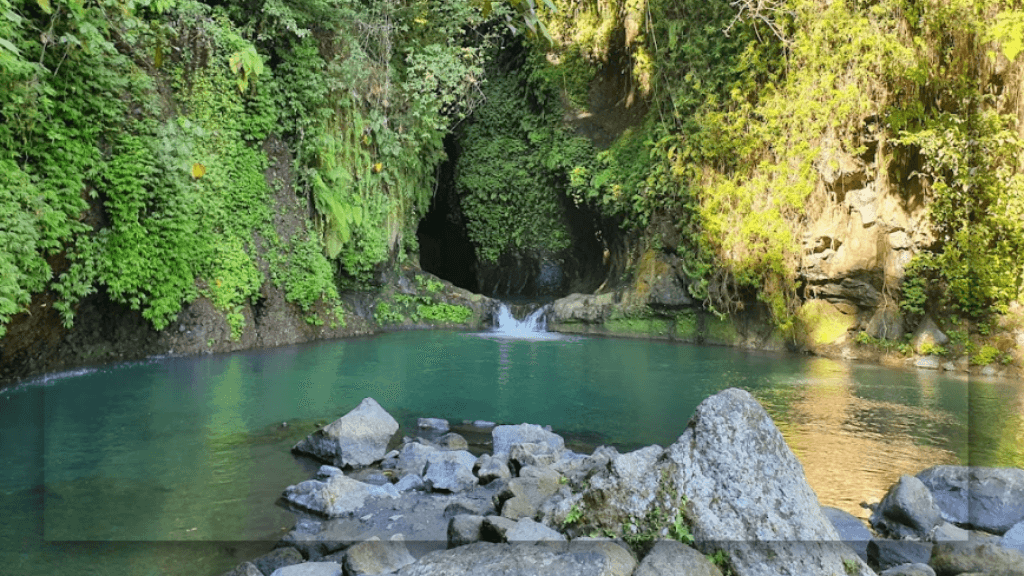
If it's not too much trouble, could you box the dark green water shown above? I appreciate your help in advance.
[1,330,1022,575]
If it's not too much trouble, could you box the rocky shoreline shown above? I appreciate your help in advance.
[218,391,1024,576]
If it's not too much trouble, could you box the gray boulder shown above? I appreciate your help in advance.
[930,537,1024,576]
[492,424,565,456]
[252,547,304,575]
[343,536,416,576]
[505,518,567,542]
[1001,520,1024,554]
[822,506,872,562]
[282,472,398,518]
[394,474,425,493]
[634,540,722,576]
[475,453,512,483]
[423,450,478,492]
[510,442,561,469]
[931,521,969,543]
[911,316,949,354]
[394,442,440,478]
[867,539,932,571]
[220,561,263,576]
[662,388,875,576]
[567,539,636,576]
[497,465,562,520]
[443,496,496,518]
[870,475,943,539]
[269,563,342,576]
[916,466,1024,534]
[448,515,485,548]
[293,398,399,468]
[866,305,904,341]
[394,541,634,576]
[878,564,935,576]
[482,515,517,542]
[434,432,468,451]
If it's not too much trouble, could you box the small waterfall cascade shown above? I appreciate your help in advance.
[491,302,551,338]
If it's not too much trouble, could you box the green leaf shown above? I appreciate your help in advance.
[36,0,52,15]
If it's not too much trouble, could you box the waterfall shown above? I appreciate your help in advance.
[490,302,553,339]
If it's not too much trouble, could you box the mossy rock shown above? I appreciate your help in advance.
[605,316,672,338]
[797,299,857,347]
[673,310,699,342]
[704,314,739,345]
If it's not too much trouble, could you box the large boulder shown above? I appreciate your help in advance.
[492,424,565,456]
[1001,520,1024,554]
[916,466,1024,534]
[497,465,562,520]
[251,547,305,576]
[394,541,634,576]
[910,317,949,355]
[870,475,943,539]
[475,453,512,483]
[930,537,1024,576]
[867,539,933,571]
[448,514,485,548]
[633,539,722,576]
[663,388,875,576]
[293,398,399,468]
[505,518,567,542]
[394,441,441,478]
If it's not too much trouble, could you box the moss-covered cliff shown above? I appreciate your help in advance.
[2,0,1023,382]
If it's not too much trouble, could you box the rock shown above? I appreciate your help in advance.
[567,538,636,576]
[282,472,398,518]
[394,474,425,492]
[931,521,969,543]
[822,506,872,562]
[492,424,565,456]
[497,465,562,520]
[252,547,305,576]
[914,356,941,370]
[930,538,1024,576]
[867,539,933,571]
[269,563,342,576]
[645,256,692,309]
[510,442,561,469]
[916,466,1024,534]
[292,398,399,468]
[866,305,904,340]
[475,453,511,483]
[548,293,615,324]
[662,388,875,576]
[343,536,416,576]
[448,515,485,548]
[878,564,935,576]
[394,441,440,478]
[220,561,263,576]
[505,518,567,542]
[394,541,635,576]
[482,515,517,542]
[870,475,943,539]
[472,420,496,429]
[911,317,949,355]
[1001,521,1024,554]
[633,539,722,576]
[434,432,468,451]
[444,497,496,518]
[423,450,478,492]
[418,418,450,432]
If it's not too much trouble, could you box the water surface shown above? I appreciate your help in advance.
[1,330,1021,575]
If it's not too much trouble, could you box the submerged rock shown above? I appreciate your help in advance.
[292,398,399,468]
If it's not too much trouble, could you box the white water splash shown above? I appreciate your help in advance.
[489,303,562,340]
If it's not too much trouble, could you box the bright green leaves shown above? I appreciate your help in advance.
[987,10,1024,62]
[229,45,263,93]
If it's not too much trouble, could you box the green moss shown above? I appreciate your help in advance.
[704,314,740,345]
[416,302,473,324]
[796,300,856,347]
[606,316,671,337]
[673,310,699,341]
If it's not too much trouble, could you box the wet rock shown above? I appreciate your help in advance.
[822,506,872,562]
[220,561,263,576]
[448,515,485,548]
[492,424,565,456]
[633,539,722,576]
[867,539,932,571]
[292,398,399,468]
[663,388,875,576]
[269,562,342,576]
[930,537,1024,576]
[878,564,935,576]
[252,547,304,575]
[343,535,416,576]
[505,518,566,542]
[916,466,1024,534]
[394,541,633,576]
[418,418,450,432]
[1001,521,1024,554]
[423,450,478,492]
[475,453,511,483]
[870,475,943,539]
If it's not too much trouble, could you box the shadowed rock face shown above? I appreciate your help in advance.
[917,466,1024,535]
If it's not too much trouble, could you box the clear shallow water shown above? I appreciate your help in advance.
[1,330,1022,575]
